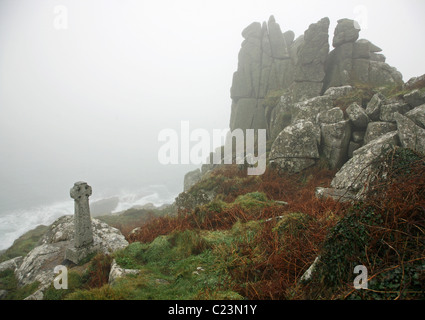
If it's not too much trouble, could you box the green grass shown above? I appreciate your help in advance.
[0,269,40,300]
[63,228,241,300]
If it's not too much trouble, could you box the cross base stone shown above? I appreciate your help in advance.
[65,245,98,264]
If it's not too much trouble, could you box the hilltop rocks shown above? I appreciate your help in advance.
[229,15,403,145]
[324,19,402,91]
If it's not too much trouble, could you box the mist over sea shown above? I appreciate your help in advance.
[0,184,178,251]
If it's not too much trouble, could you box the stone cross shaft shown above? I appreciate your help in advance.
[70,181,94,249]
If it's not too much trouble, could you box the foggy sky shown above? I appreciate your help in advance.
[1,0,424,212]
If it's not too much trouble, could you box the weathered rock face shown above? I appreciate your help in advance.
[330,131,400,192]
[366,92,386,121]
[13,215,128,299]
[321,120,352,168]
[394,112,425,154]
[229,15,402,143]
[346,102,370,129]
[269,120,320,173]
[405,104,425,128]
[364,122,397,145]
[230,16,295,135]
[323,19,402,91]
[291,17,330,101]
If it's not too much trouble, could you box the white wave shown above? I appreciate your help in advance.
[0,200,73,251]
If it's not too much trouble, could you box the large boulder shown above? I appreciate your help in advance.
[291,95,334,123]
[0,256,23,273]
[331,131,400,192]
[363,122,397,145]
[405,104,425,129]
[332,19,360,48]
[316,107,345,124]
[404,89,425,108]
[394,112,425,154]
[380,101,411,122]
[270,120,320,173]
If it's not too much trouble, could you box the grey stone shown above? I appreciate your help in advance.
[315,187,358,202]
[352,39,382,59]
[230,98,257,130]
[352,131,365,143]
[346,102,370,129]
[405,104,425,129]
[283,30,295,47]
[321,120,352,168]
[404,74,425,90]
[108,259,140,286]
[184,168,202,192]
[300,256,320,282]
[366,92,386,121]
[370,53,386,62]
[292,95,334,123]
[316,107,345,124]
[369,61,403,86]
[323,85,354,100]
[289,81,324,103]
[0,256,23,273]
[331,131,399,191]
[295,17,330,82]
[268,15,290,59]
[380,102,411,122]
[0,290,7,299]
[348,141,362,158]
[364,122,397,145]
[332,19,360,47]
[242,22,262,39]
[394,112,425,154]
[323,43,354,89]
[404,89,425,108]
[269,120,320,173]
